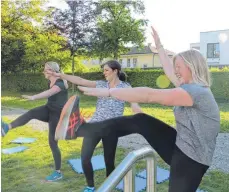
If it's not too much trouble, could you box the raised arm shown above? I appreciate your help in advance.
[151,26,179,87]
[48,72,96,88]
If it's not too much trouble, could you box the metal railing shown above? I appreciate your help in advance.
[97,147,156,192]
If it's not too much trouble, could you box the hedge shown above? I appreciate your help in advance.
[2,69,229,101]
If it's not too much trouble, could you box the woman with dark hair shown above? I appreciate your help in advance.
[49,60,142,192]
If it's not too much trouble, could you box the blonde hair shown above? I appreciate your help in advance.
[173,49,211,87]
[45,61,68,89]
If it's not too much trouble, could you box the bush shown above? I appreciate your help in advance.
[2,68,229,101]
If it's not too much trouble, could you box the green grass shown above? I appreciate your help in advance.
[2,91,229,133]
[1,91,229,192]
[1,124,229,192]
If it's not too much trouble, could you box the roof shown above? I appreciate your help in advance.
[200,29,229,33]
[121,44,175,56]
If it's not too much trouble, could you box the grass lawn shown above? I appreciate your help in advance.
[1,91,229,192]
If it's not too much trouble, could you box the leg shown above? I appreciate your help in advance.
[45,109,63,181]
[48,110,62,171]
[10,105,49,129]
[78,113,177,165]
[169,146,209,192]
[102,135,118,177]
[81,137,101,187]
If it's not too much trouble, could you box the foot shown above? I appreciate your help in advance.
[45,170,63,182]
[83,186,95,192]
[1,120,9,137]
[55,96,85,140]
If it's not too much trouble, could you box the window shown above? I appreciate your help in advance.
[133,58,137,67]
[127,59,130,67]
[119,59,123,65]
[207,43,220,58]
[143,64,148,68]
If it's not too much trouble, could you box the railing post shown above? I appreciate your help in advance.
[146,157,156,192]
[124,166,135,192]
[96,147,156,192]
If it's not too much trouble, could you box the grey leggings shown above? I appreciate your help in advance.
[11,105,61,170]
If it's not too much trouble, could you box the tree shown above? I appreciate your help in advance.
[47,0,97,77]
[93,0,148,60]
[1,0,50,73]
[22,31,71,72]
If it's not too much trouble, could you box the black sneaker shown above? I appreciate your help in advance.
[55,95,85,140]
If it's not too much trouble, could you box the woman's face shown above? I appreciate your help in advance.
[43,65,53,79]
[103,64,118,81]
[174,56,193,84]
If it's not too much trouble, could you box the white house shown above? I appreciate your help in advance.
[190,29,229,66]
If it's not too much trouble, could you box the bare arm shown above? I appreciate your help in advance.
[47,71,96,88]
[151,26,179,87]
[60,73,96,87]
[110,87,193,106]
[78,86,193,107]
[130,103,143,114]
[22,86,61,100]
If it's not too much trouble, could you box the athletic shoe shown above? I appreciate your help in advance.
[45,170,63,182]
[1,119,9,137]
[83,186,95,192]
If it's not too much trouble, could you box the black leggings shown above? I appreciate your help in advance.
[77,113,209,192]
[10,105,62,170]
[81,135,118,187]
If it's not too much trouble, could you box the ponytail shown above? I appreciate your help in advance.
[118,71,127,81]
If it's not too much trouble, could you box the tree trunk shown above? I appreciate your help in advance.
[72,53,75,92]
[113,40,119,60]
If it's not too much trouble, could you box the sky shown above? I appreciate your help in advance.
[48,0,229,53]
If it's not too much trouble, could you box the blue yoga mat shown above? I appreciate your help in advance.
[116,176,147,192]
[2,146,29,154]
[68,155,105,173]
[137,167,170,184]
[11,137,36,144]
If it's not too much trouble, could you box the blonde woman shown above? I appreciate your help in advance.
[58,27,220,192]
[1,62,68,182]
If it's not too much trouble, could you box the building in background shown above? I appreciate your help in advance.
[190,29,229,67]
[83,43,175,68]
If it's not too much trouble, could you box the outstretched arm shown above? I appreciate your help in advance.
[47,72,96,88]
[22,86,61,100]
[78,86,193,107]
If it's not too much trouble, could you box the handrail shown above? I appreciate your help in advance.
[96,147,156,192]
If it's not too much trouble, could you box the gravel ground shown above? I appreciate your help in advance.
[2,107,229,173]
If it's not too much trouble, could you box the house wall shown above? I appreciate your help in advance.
[200,30,229,66]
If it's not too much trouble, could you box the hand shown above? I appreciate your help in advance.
[22,95,34,100]
[45,70,61,77]
[151,26,162,49]
[78,86,110,97]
